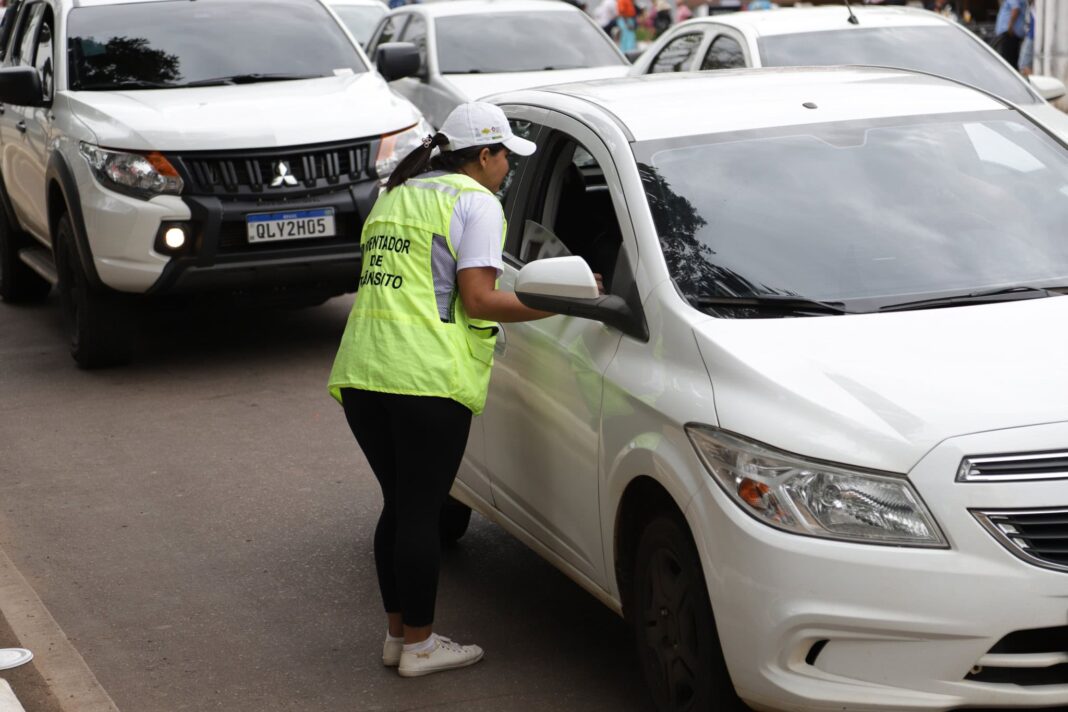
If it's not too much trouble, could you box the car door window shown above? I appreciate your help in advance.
[399,14,427,74]
[367,14,408,59]
[649,32,703,74]
[11,2,43,66]
[510,132,625,292]
[497,118,540,218]
[700,34,745,70]
[30,7,51,101]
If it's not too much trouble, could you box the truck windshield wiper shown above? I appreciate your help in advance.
[693,295,850,315]
[181,73,324,87]
[878,285,1064,312]
[75,79,176,90]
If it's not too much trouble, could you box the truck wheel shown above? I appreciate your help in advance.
[0,202,50,303]
[440,496,473,545]
[632,514,745,712]
[54,214,134,368]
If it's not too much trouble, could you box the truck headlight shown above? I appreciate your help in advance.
[79,142,183,199]
[375,120,432,180]
[686,426,946,547]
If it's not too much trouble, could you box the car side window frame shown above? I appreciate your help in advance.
[648,31,704,74]
[367,13,410,61]
[699,30,749,71]
[10,1,43,68]
[398,13,429,79]
[30,4,53,103]
[0,0,26,62]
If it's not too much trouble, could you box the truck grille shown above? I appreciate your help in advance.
[973,507,1068,573]
[173,138,378,197]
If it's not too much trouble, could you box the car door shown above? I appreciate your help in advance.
[0,1,45,238]
[17,1,53,240]
[479,108,635,587]
[396,13,451,129]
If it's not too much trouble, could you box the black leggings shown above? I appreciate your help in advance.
[341,388,472,627]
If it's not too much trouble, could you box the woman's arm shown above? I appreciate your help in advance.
[457,267,552,323]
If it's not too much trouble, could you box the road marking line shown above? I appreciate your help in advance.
[0,547,119,712]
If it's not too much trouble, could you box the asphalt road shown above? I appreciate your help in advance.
[0,294,653,712]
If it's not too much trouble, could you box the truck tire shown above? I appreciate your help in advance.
[632,514,745,712]
[440,496,473,545]
[54,214,134,368]
[0,201,50,303]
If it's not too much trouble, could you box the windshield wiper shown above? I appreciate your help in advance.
[75,79,176,90]
[693,295,850,315]
[181,73,324,87]
[878,285,1064,312]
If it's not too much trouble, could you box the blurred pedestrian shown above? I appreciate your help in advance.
[676,0,692,23]
[654,0,673,36]
[993,0,1027,69]
[328,102,548,678]
[595,0,618,35]
[1018,0,1035,76]
[617,0,638,52]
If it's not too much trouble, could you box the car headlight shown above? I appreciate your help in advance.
[79,142,183,199]
[686,426,946,547]
[375,120,432,179]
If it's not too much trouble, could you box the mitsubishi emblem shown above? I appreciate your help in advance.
[270,161,298,187]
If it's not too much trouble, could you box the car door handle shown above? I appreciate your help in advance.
[15,121,26,133]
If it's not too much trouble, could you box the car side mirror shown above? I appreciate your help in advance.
[1030,74,1067,102]
[515,255,647,339]
[376,42,420,82]
[0,66,43,107]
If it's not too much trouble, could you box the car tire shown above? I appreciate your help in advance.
[440,496,473,545]
[54,214,134,368]
[0,201,50,304]
[632,514,746,712]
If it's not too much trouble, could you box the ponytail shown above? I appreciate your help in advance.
[385,133,448,191]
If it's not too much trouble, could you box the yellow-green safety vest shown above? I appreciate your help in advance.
[327,172,505,414]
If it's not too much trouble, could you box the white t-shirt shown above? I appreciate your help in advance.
[420,171,505,320]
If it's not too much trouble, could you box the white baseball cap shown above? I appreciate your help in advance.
[439,102,537,156]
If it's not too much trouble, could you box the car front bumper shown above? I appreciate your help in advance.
[688,420,1068,711]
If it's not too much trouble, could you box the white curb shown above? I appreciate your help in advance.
[0,680,25,712]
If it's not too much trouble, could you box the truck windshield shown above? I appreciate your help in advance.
[67,0,367,91]
[636,110,1068,314]
[759,26,1035,106]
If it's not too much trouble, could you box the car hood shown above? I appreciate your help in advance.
[441,66,630,100]
[66,73,423,151]
[693,296,1068,474]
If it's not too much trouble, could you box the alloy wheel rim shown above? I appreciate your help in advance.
[639,545,700,710]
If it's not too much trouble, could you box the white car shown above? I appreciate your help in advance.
[0,0,428,367]
[629,6,1068,141]
[449,67,1068,711]
[325,0,387,48]
[364,0,629,128]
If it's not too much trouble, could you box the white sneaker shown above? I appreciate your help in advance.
[398,635,484,677]
[383,637,403,667]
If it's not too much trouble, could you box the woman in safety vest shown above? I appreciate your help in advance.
[328,102,549,677]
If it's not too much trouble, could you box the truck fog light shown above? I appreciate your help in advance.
[164,227,186,250]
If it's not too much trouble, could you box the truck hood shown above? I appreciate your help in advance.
[66,73,423,151]
[441,66,630,100]
[693,296,1068,474]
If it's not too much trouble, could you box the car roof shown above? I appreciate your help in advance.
[682,6,947,37]
[395,0,580,17]
[496,67,1009,141]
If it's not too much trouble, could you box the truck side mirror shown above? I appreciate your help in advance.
[0,66,43,107]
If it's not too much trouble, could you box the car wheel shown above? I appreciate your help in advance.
[54,214,134,368]
[440,496,473,545]
[632,514,745,712]
[0,201,50,303]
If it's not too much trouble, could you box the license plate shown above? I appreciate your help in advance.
[246,208,335,243]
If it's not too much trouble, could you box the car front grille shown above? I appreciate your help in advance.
[965,625,1068,687]
[958,451,1068,482]
[172,138,378,198]
[973,507,1068,573]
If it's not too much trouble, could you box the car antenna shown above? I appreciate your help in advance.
[843,0,859,24]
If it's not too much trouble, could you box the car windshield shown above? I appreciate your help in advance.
[436,12,624,73]
[67,0,367,91]
[636,110,1068,314]
[333,4,387,47]
[759,26,1035,106]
